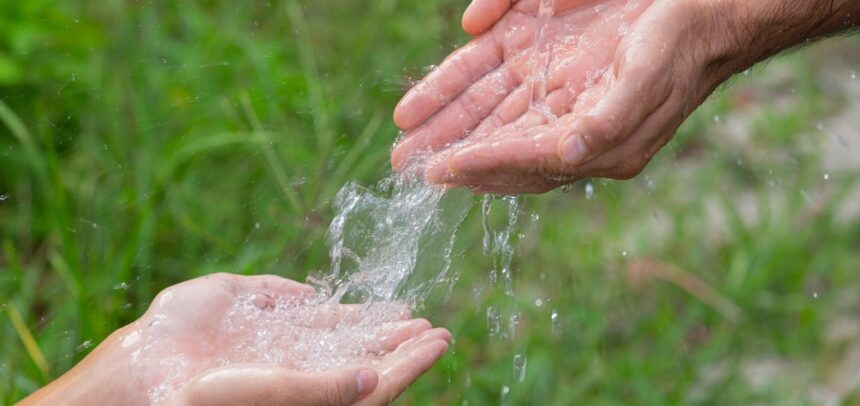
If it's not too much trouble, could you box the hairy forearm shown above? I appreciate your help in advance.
[702,0,860,76]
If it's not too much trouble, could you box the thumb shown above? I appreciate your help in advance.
[184,365,379,406]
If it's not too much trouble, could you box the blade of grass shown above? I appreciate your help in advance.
[286,1,335,203]
[327,112,384,195]
[5,305,50,378]
[240,93,306,214]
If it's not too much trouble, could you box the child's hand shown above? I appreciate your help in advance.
[23,273,451,406]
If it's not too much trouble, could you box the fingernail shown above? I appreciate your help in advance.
[561,135,588,164]
[356,369,378,396]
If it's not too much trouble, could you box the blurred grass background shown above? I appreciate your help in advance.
[2,1,860,404]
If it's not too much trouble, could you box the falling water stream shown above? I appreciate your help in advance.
[140,2,562,402]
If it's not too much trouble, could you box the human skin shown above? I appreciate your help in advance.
[391,0,860,194]
[22,273,451,406]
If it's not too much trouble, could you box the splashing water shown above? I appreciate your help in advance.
[513,352,528,383]
[318,173,471,305]
[140,169,474,403]
[138,0,568,400]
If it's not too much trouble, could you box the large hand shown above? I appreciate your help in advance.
[391,0,729,193]
[25,273,451,406]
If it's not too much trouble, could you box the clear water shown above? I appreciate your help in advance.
[529,0,559,121]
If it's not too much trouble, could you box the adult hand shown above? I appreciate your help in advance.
[392,0,859,194]
[24,273,451,406]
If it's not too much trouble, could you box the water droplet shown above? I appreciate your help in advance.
[487,306,501,336]
[500,385,511,405]
[813,292,819,299]
[713,115,721,124]
[622,250,628,257]
[0,194,9,201]
[481,195,493,255]
[508,311,520,339]
[584,180,594,200]
[76,340,93,353]
[513,353,528,383]
[534,298,543,307]
[824,173,830,180]
[852,70,857,80]
[113,282,130,290]
[645,176,656,190]
[551,309,561,337]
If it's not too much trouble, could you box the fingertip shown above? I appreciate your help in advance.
[429,339,450,359]
[392,102,413,131]
[462,0,506,36]
[461,6,484,36]
[393,92,429,131]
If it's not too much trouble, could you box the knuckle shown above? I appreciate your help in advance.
[458,93,484,122]
[584,114,626,151]
[324,379,351,406]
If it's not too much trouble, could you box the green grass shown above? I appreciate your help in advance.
[2,1,860,404]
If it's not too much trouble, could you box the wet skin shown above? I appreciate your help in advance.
[23,273,451,406]
[392,0,860,194]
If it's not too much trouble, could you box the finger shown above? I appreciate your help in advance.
[238,274,317,298]
[366,319,433,353]
[394,34,503,131]
[337,302,412,325]
[462,0,517,36]
[426,128,564,184]
[304,302,412,329]
[185,365,378,406]
[470,83,531,137]
[355,333,450,405]
[557,68,670,166]
[392,68,521,170]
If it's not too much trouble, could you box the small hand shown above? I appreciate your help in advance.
[25,273,451,406]
[392,0,729,193]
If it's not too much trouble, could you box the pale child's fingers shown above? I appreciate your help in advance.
[364,319,433,354]
[394,34,504,131]
[184,365,378,406]
[299,302,411,329]
[236,274,317,299]
[354,329,452,406]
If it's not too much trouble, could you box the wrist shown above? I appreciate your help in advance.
[22,326,143,405]
[697,0,859,78]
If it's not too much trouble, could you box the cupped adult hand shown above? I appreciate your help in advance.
[392,0,857,193]
[391,0,721,193]
[24,273,451,406]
